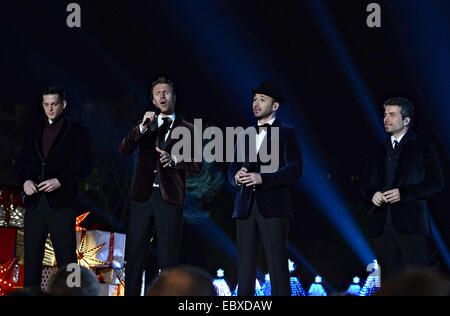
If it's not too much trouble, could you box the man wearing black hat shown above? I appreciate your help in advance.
[228,82,303,296]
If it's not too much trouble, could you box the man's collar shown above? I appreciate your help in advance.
[257,117,276,127]
[46,113,66,126]
[385,129,416,150]
[391,130,407,145]
[158,113,176,127]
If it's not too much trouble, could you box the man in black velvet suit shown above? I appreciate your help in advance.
[228,82,303,296]
[361,97,444,282]
[17,86,93,287]
[119,77,202,296]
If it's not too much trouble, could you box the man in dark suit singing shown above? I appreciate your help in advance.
[18,86,93,287]
[360,97,444,282]
[228,82,303,296]
[119,77,202,296]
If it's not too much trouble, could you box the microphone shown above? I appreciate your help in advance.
[240,161,252,194]
[143,108,161,132]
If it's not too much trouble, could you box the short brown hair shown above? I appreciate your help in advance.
[383,97,414,126]
[42,86,66,101]
[151,77,176,99]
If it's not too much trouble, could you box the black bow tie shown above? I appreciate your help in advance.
[256,123,271,134]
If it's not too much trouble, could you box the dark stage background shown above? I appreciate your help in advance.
[0,0,448,293]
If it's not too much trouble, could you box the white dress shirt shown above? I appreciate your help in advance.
[256,117,276,153]
[139,114,177,187]
[391,130,407,149]
[140,113,175,142]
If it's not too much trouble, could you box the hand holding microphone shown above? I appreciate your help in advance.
[141,108,161,132]
[142,111,157,127]
[236,162,253,194]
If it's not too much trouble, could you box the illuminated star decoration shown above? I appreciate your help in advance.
[77,233,107,267]
[75,212,91,231]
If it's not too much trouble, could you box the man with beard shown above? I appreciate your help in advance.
[360,97,444,282]
[228,82,303,296]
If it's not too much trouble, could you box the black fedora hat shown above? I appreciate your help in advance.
[251,81,286,103]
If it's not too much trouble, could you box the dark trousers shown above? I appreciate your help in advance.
[373,210,431,284]
[236,201,290,296]
[24,195,77,287]
[125,188,183,296]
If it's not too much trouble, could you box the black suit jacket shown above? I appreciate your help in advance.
[17,116,93,209]
[228,119,303,219]
[119,117,202,206]
[360,131,444,237]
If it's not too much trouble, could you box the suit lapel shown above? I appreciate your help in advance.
[45,118,73,160]
[393,131,416,185]
[267,118,281,154]
[257,119,280,169]
[34,122,45,162]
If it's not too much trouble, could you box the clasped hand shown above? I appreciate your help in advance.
[235,167,263,187]
[372,189,401,207]
[23,178,61,196]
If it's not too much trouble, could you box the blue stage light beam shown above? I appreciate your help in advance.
[430,216,450,271]
[159,0,375,267]
[37,1,150,106]
[295,143,376,266]
[306,0,385,141]
[184,197,268,281]
[288,243,337,294]
[275,98,376,266]
[184,208,237,263]
[392,0,450,158]
[155,0,270,103]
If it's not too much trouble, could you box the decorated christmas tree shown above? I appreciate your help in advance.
[213,269,231,296]
[308,276,327,296]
